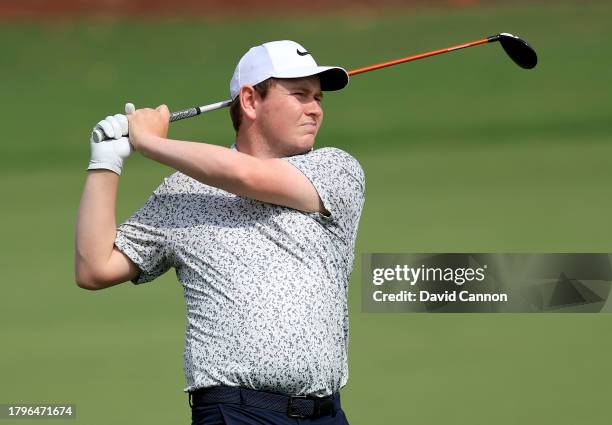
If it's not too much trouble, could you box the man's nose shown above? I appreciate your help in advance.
[305,98,322,117]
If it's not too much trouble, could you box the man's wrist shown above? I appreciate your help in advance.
[84,168,121,185]
[87,161,122,175]
[137,135,165,160]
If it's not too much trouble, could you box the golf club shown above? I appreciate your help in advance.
[92,32,537,143]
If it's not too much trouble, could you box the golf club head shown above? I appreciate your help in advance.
[493,33,538,69]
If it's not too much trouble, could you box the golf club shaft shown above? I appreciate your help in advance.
[169,35,500,118]
[93,34,503,142]
[172,37,497,116]
[348,36,495,76]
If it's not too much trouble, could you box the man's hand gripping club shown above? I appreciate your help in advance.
[125,104,170,154]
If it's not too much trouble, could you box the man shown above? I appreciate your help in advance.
[75,40,365,425]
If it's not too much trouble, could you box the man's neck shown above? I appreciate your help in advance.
[235,138,274,159]
[234,126,281,158]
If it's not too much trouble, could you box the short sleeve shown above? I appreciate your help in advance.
[284,147,365,243]
[114,180,174,285]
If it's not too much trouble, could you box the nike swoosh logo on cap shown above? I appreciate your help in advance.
[296,49,310,56]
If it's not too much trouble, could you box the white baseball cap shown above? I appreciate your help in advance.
[230,40,349,100]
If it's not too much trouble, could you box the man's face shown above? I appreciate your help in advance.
[256,76,323,156]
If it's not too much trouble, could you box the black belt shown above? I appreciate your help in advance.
[189,386,339,419]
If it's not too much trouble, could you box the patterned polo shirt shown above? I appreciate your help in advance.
[114,146,365,397]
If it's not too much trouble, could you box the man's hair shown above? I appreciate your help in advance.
[230,78,278,132]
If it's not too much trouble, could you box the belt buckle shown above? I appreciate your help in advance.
[287,395,309,419]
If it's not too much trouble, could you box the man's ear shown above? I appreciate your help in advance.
[239,85,257,121]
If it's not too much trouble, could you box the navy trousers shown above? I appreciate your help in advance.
[190,396,350,425]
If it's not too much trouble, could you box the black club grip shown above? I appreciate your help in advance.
[170,107,201,122]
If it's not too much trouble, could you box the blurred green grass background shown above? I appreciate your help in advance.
[2,1,612,424]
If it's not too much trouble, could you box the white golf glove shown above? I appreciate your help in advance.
[87,103,136,175]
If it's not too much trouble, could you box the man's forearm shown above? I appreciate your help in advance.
[74,170,119,284]
[139,136,257,196]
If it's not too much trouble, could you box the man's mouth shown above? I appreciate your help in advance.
[302,123,317,136]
